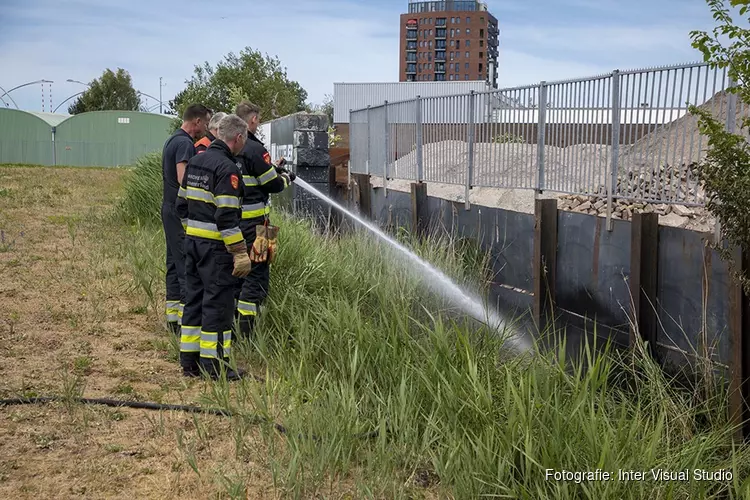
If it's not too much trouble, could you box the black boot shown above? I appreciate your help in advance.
[238,315,255,342]
[167,321,180,336]
[199,358,245,382]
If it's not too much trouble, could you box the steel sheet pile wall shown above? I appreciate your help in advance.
[349,62,748,209]
[353,185,736,371]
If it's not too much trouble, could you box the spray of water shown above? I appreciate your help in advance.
[292,178,532,353]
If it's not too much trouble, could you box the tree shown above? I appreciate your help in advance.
[307,93,341,147]
[169,47,309,122]
[68,68,144,114]
[690,0,750,293]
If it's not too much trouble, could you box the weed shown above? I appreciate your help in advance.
[73,356,93,376]
[105,444,124,453]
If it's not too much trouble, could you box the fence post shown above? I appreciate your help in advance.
[608,70,621,232]
[536,82,547,196]
[416,96,423,182]
[366,105,371,176]
[384,100,389,197]
[728,245,750,441]
[533,198,558,333]
[629,212,659,359]
[466,91,476,211]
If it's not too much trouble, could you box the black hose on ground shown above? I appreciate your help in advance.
[0,396,380,441]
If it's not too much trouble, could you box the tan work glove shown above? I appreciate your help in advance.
[250,225,269,264]
[227,242,252,278]
[266,225,280,264]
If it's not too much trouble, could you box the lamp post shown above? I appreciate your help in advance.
[53,92,85,113]
[159,77,166,114]
[0,85,19,109]
[66,79,89,87]
[0,79,53,106]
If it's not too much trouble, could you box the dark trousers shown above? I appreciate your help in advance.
[180,237,236,374]
[161,201,185,332]
[235,224,271,337]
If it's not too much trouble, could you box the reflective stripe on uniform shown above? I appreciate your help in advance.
[186,219,222,240]
[200,331,218,359]
[177,186,187,199]
[186,186,215,204]
[220,227,244,245]
[242,175,259,186]
[237,300,257,316]
[166,301,180,323]
[180,325,200,352]
[222,330,232,357]
[258,167,278,185]
[242,202,270,219]
[215,195,240,208]
[186,219,244,245]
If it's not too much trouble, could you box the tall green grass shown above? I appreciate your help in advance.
[116,152,163,226]
[114,153,750,499]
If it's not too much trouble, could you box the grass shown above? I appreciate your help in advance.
[98,154,750,498]
[2,159,750,498]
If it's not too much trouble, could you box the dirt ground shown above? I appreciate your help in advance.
[0,166,288,499]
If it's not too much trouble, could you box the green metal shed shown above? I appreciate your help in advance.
[54,111,174,167]
[0,108,60,165]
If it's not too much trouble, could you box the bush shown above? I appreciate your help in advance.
[117,152,163,226]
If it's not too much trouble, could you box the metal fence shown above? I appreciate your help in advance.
[349,61,748,208]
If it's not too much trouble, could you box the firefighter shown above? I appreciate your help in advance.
[161,103,212,335]
[195,112,226,154]
[175,113,251,380]
[233,100,294,340]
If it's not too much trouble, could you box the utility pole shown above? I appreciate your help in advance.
[159,77,163,114]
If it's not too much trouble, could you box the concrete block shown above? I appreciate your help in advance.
[295,148,330,167]
[294,114,328,132]
[294,130,329,149]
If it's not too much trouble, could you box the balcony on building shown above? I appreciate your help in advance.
[406,64,417,74]
[435,63,445,73]
[406,53,417,62]
[435,29,447,39]
[406,29,418,40]
[434,51,446,62]
[406,41,418,51]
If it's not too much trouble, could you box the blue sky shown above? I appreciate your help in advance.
[0,0,718,114]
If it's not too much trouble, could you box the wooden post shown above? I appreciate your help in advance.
[728,246,750,441]
[353,173,372,220]
[533,199,557,333]
[629,212,659,359]
[327,165,343,234]
[411,182,428,240]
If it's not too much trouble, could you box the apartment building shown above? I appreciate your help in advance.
[399,1,499,86]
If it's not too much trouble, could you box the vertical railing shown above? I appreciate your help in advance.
[466,90,476,209]
[416,96,423,182]
[384,100,389,196]
[608,70,621,231]
[536,82,548,194]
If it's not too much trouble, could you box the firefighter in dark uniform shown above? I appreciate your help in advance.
[194,112,226,154]
[175,113,252,380]
[233,100,294,340]
[161,103,211,335]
